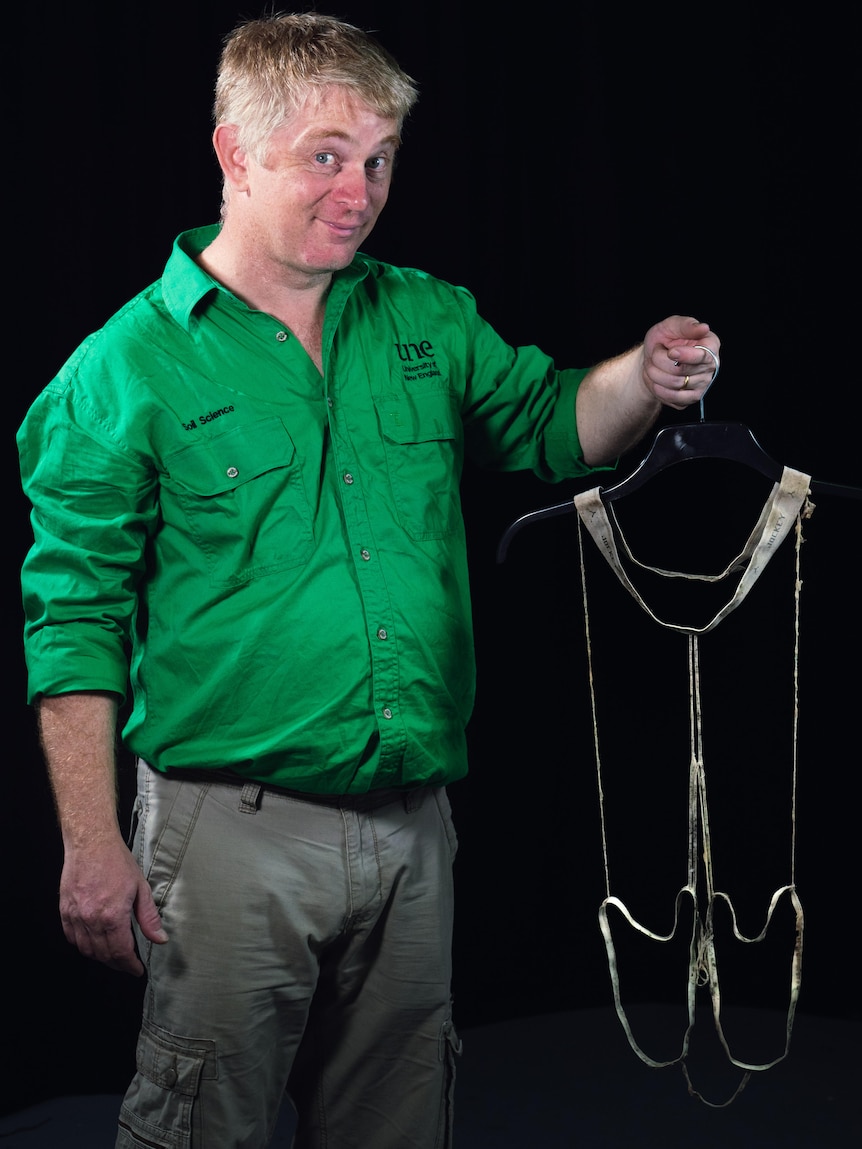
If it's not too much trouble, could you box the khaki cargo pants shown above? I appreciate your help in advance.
[116,763,460,1148]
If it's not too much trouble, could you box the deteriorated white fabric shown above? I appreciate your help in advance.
[574,466,812,1106]
[574,467,812,634]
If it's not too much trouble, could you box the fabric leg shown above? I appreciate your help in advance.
[288,786,461,1148]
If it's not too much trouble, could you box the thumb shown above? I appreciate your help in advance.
[135,880,169,944]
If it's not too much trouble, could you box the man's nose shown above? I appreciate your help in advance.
[333,164,369,209]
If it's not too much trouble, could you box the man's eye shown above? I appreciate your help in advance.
[314,152,336,165]
[366,156,389,175]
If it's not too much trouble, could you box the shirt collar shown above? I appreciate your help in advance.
[161,225,222,331]
[161,224,372,332]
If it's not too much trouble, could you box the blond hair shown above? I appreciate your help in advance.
[214,11,419,161]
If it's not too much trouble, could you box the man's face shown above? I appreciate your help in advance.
[234,90,401,285]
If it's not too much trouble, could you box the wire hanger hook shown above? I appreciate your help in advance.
[693,345,720,421]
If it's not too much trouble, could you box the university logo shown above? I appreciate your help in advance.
[395,339,441,383]
[394,339,434,362]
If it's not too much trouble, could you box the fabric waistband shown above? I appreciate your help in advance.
[148,762,426,811]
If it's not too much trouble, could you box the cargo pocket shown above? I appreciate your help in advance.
[116,1019,217,1148]
[436,1008,462,1148]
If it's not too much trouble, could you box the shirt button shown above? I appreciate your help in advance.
[226,466,239,478]
[275,331,288,343]
[343,473,354,485]
[377,628,388,641]
[360,549,371,562]
[327,397,333,408]
[382,707,393,720]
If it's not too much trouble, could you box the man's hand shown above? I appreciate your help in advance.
[37,691,168,977]
[59,837,168,976]
[642,315,721,411]
[575,315,722,465]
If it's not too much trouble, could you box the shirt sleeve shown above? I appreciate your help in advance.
[17,375,159,703]
[452,284,611,482]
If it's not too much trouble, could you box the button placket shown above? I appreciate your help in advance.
[324,376,404,763]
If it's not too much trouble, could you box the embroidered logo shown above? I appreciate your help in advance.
[182,405,236,431]
[394,339,441,383]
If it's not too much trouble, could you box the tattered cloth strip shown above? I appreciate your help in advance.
[574,467,812,1106]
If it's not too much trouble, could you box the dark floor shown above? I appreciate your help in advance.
[1,1006,858,1147]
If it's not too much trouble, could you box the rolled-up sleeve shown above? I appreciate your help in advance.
[17,382,158,702]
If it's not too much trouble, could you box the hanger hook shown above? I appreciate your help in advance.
[694,345,720,422]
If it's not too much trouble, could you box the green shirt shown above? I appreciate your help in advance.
[18,225,601,793]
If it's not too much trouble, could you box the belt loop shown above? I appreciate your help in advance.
[403,788,423,813]
[239,782,263,814]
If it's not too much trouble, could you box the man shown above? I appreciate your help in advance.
[18,12,720,1148]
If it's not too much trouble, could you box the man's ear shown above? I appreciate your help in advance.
[212,124,250,193]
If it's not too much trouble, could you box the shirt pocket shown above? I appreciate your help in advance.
[163,417,313,585]
[376,389,464,540]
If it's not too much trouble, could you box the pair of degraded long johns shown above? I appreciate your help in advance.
[573,466,812,1107]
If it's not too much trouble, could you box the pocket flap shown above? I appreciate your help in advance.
[377,391,459,445]
[166,417,295,496]
[136,1019,217,1095]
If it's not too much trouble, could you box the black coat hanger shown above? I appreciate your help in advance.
[599,422,783,501]
[496,417,861,564]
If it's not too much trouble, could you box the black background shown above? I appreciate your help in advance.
[6,0,859,1116]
